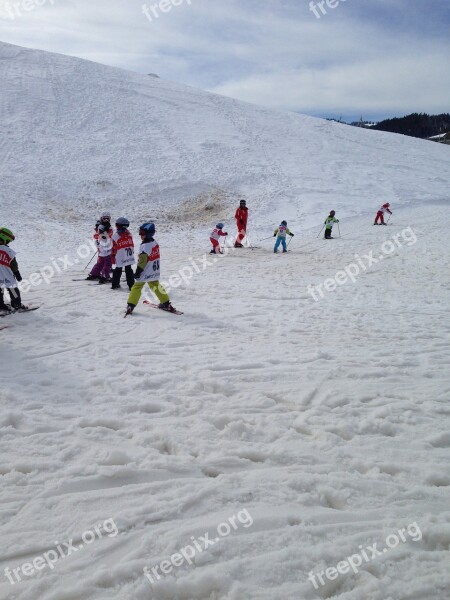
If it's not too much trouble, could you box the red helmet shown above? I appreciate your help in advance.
[383,203,390,207]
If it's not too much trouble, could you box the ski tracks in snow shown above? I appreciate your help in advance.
[1,205,449,599]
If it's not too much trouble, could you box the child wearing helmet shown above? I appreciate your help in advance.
[273,220,294,253]
[324,211,339,239]
[0,227,27,312]
[374,203,392,225]
[210,223,228,254]
[87,212,114,282]
[111,218,135,290]
[126,223,175,315]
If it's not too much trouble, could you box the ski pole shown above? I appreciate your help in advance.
[84,252,97,270]
[221,235,228,252]
[287,236,294,248]
[337,223,341,238]
[259,236,274,241]
[386,214,391,224]
[317,225,325,238]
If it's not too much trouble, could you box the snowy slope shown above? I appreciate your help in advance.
[0,41,450,600]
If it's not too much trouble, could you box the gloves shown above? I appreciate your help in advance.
[134,267,143,278]
[336,220,340,223]
[224,232,228,236]
[290,233,294,237]
[15,271,22,282]
[273,233,276,237]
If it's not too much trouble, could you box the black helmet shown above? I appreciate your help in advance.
[116,217,130,228]
[281,220,287,226]
[330,210,336,216]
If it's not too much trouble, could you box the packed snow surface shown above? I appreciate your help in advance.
[0,42,449,600]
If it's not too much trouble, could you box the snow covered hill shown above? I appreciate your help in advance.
[0,41,449,600]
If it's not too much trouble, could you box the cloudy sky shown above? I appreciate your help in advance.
[0,0,449,121]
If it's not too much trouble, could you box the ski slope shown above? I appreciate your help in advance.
[0,41,450,600]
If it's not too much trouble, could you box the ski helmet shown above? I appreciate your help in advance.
[384,203,390,207]
[100,211,111,222]
[240,200,246,205]
[330,210,336,216]
[116,217,130,228]
[216,223,224,229]
[139,222,155,238]
[0,227,14,244]
[281,220,287,226]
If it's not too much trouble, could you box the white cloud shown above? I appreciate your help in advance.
[0,0,448,119]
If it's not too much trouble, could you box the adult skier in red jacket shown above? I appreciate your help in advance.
[234,200,248,248]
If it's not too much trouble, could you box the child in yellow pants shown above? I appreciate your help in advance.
[126,223,175,315]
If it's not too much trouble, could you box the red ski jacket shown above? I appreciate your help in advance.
[235,207,248,227]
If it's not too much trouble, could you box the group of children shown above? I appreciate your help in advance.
[85,213,174,315]
[0,201,393,315]
[86,212,135,289]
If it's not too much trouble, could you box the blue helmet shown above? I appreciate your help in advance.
[139,222,155,238]
[281,220,287,226]
[216,223,224,229]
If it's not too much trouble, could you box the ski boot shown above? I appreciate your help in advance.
[125,304,135,317]
[13,304,29,311]
[85,274,98,280]
[159,301,176,313]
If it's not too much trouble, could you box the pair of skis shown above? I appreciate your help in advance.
[124,301,183,318]
[0,306,40,318]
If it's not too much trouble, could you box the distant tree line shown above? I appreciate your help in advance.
[372,113,450,139]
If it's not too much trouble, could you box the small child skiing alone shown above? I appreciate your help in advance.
[0,227,27,312]
[111,217,135,290]
[87,212,114,282]
[273,220,294,253]
[210,223,228,254]
[126,223,175,315]
[324,211,339,239]
[374,203,392,225]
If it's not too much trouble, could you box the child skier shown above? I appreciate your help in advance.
[234,200,248,248]
[210,223,228,254]
[324,211,339,239]
[0,227,27,312]
[273,220,294,253]
[126,223,176,315]
[374,203,392,225]
[87,212,114,281]
[111,217,135,290]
